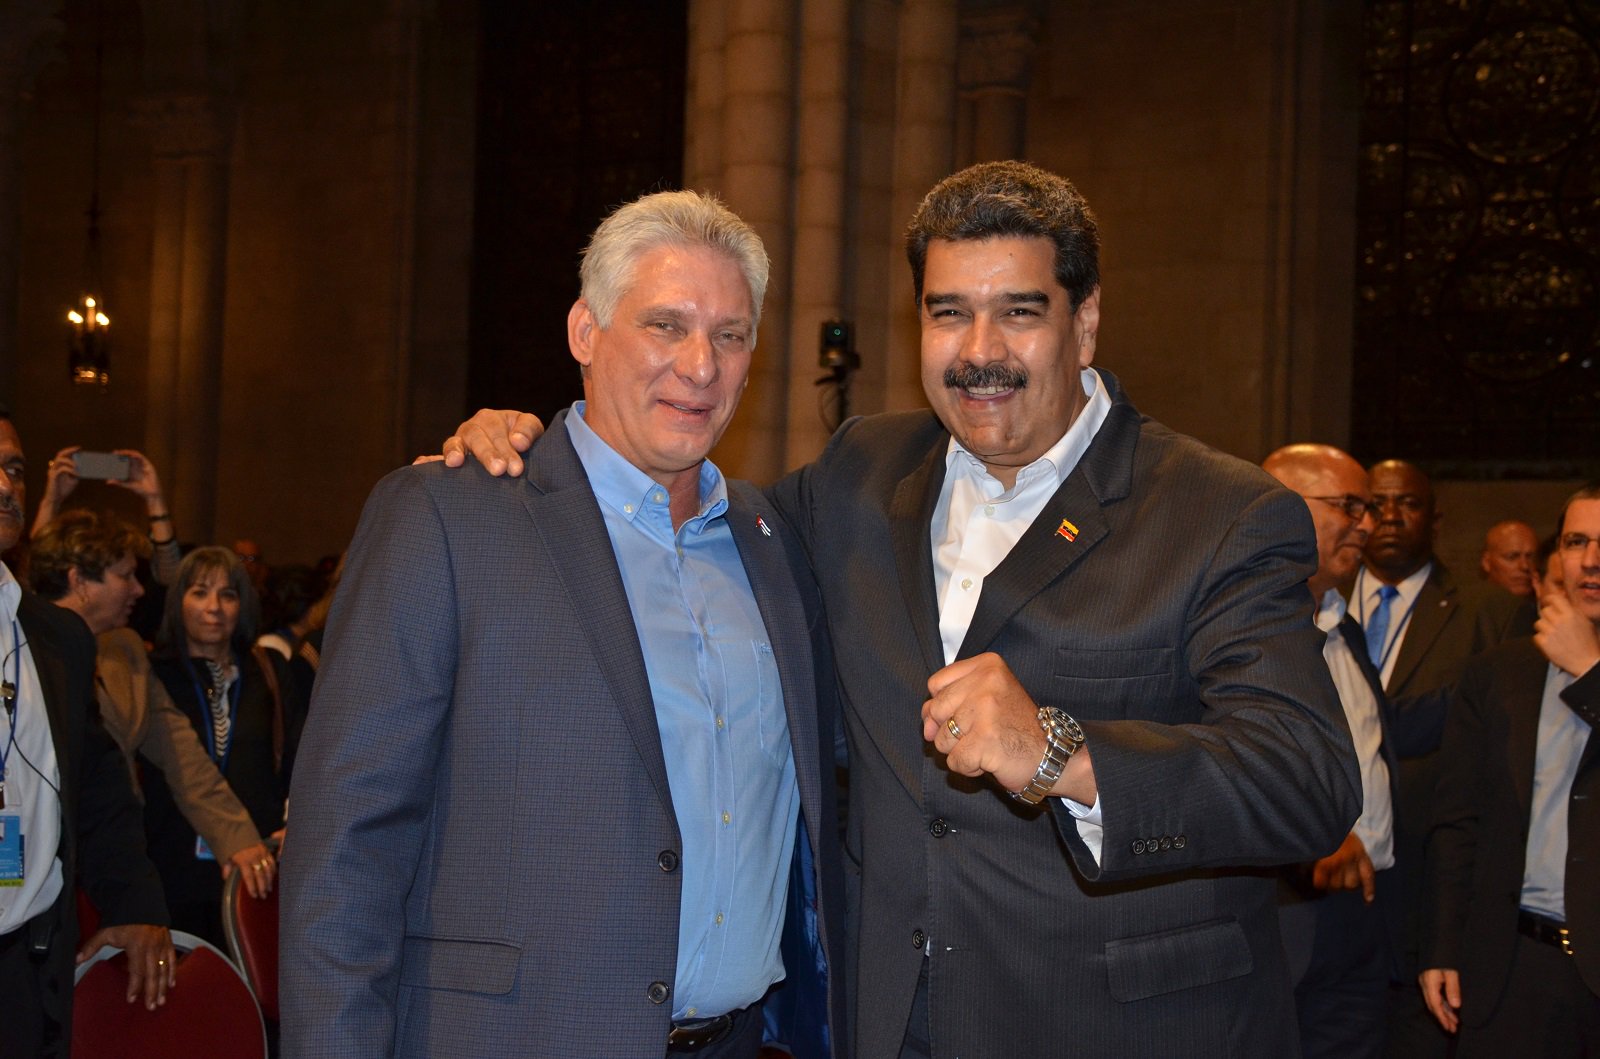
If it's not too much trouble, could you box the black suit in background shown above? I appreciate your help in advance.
[771,371,1360,1058]
[1361,563,1528,1057]
[1423,638,1600,1055]
[0,591,168,1058]
[1281,616,1447,1059]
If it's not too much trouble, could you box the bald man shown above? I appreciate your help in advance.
[1266,445,1446,1059]
[1481,520,1538,598]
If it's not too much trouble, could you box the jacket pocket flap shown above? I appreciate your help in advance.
[399,935,521,995]
[1104,918,1253,1002]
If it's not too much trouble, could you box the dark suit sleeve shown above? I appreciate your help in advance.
[1056,485,1362,881]
[280,467,460,1055]
[1420,655,1496,972]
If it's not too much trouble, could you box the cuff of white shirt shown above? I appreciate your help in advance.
[1058,794,1103,865]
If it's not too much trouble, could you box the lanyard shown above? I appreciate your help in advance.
[1356,568,1422,678]
[182,653,241,773]
[1,620,18,787]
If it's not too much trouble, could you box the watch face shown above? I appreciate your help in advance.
[1040,707,1085,746]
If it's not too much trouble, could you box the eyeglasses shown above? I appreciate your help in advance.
[1309,495,1377,522]
[1559,533,1600,553]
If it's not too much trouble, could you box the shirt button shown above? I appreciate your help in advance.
[716,717,725,730]
[929,818,948,838]
[911,928,926,949]
[722,811,731,825]
[983,504,995,516]
[676,547,684,558]
[657,850,679,872]
[652,491,666,504]
[715,913,724,925]
[647,981,670,1005]
[623,503,634,514]
[960,578,973,591]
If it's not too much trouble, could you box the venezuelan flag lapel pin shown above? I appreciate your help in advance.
[1056,518,1078,542]
[757,516,772,537]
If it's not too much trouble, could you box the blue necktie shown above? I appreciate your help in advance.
[1366,585,1400,668]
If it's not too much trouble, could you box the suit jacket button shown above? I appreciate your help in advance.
[658,850,679,872]
[929,818,948,838]
[1159,836,1173,851]
[911,929,927,949]
[1173,835,1187,850]
[1132,840,1146,854]
[648,981,670,1005]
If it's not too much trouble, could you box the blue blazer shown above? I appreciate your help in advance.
[281,412,843,1058]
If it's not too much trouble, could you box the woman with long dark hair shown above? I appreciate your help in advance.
[144,546,301,945]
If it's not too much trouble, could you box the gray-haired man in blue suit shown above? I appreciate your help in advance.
[281,191,842,1059]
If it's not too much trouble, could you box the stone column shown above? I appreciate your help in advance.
[715,0,796,482]
[0,1,63,409]
[884,0,957,413]
[134,92,232,542]
[783,0,850,468]
[684,0,727,193]
[957,6,1037,166]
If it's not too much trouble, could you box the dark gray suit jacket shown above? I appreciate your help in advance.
[281,415,843,1058]
[770,371,1361,1058]
[1424,639,1600,1020]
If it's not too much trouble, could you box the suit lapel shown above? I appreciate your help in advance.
[521,415,676,816]
[956,390,1139,661]
[726,488,823,851]
[1505,642,1548,815]
[889,440,948,675]
[1390,567,1455,693]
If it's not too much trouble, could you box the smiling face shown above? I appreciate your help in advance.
[74,553,144,635]
[1558,498,1600,626]
[570,243,754,503]
[182,566,242,661]
[918,236,1099,490]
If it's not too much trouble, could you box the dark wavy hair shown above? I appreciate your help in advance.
[155,545,261,659]
[905,160,1100,311]
[28,509,151,601]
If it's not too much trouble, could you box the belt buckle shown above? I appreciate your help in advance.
[1558,926,1576,957]
[667,1013,734,1052]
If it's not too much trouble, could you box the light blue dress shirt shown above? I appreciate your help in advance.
[567,404,800,1019]
[1521,663,1590,922]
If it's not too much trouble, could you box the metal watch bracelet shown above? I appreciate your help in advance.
[1011,706,1085,805]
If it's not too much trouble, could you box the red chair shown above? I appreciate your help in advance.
[73,930,267,1058]
[222,852,280,1023]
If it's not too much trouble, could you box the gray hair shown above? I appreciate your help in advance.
[579,189,770,340]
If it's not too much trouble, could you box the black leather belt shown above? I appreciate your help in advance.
[666,1012,736,1052]
[1518,910,1576,956]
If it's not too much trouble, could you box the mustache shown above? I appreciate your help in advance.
[0,495,20,522]
[943,363,1028,391]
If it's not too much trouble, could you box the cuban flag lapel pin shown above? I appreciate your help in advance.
[1056,518,1078,542]
[757,515,772,538]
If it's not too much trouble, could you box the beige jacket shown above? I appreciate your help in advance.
[94,626,261,863]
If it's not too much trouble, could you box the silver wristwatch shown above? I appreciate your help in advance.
[1010,706,1085,805]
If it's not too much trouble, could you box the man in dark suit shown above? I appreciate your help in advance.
[1351,459,1527,1056]
[281,192,842,1058]
[1265,445,1447,1059]
[448,162,1360,1057]
[0,409,173,1058]
[1420,482,1600,1056]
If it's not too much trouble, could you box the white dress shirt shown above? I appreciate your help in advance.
[929,367,1112,859]
[0,564,64,934]
[1315,588,1394,871]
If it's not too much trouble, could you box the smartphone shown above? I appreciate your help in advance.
[72,451,132,481]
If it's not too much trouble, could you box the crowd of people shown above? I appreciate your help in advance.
[0,159,1594,1059]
